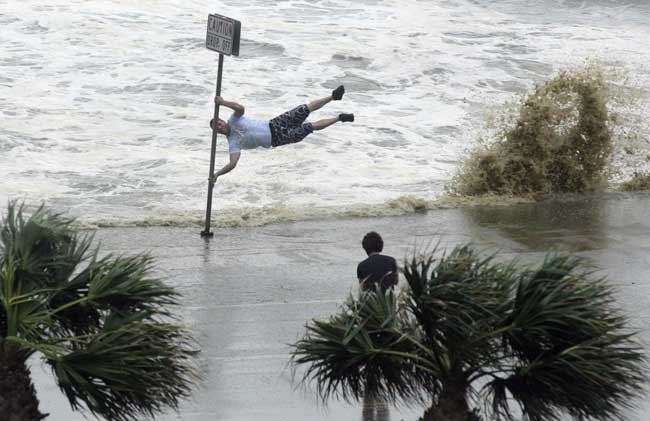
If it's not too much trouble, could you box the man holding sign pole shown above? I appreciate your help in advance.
[202,13,241,237]
[208,86,355,182]
[201,13,355,236]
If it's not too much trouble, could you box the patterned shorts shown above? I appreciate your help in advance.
[269,104,314,147]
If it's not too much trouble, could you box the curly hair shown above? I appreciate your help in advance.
[362,231,383,255]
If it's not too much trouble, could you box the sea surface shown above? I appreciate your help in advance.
[1,0,650,227]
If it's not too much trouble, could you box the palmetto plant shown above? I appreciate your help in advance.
[0,203,199,421]
[292,244,647,421]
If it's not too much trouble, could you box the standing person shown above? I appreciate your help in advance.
[358,231,396,421]
[209,85,354,183]
[357,231,398,292]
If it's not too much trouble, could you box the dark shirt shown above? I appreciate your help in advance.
[357,254,398,291]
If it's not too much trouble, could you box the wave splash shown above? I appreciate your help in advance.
[452,64,615,196]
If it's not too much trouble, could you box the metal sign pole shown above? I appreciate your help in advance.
[201,13,240,238]
[201,53,224,238]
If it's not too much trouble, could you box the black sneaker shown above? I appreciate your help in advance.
[332,85,345,100]
[339,113,354,122]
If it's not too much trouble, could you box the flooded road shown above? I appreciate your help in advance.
[32,192,650,420]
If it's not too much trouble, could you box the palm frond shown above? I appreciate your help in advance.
[0,299,7,338]
[0,202,200,419]
[0,203,83,290]
[402,245,516,371]
[486,254,647,421]
[0,202,97,338]
[294,242,647,421]
[504,254,626,361]
[86,255,179,314]
[292,289,432,404]
[486,334,646,421]
[48,320,199,421]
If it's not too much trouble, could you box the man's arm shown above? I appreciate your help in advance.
[357,264,366,288]
[383,271,398,288]
[385,257,399,287]
[211,152,240,182]
[215,96,245,116]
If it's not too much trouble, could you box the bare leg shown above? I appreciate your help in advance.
[307,95,333,113]
[311,117,339,130]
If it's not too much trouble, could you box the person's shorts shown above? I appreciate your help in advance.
[269,104,314,147]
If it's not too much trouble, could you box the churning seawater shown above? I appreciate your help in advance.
[1,0,650,227]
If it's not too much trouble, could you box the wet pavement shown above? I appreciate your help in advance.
[33,193,650,420]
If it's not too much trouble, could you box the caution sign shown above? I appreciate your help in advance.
[206,14,241,56]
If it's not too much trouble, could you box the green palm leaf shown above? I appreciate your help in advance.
[292,289,433,404]
[50,320,199,421]
[292,242,647,421]
[0,202,200,420]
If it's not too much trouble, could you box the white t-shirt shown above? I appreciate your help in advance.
[227,114,272,154]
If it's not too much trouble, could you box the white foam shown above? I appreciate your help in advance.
[1,0,649,226]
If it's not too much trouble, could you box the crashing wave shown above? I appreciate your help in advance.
[452,65,614,196]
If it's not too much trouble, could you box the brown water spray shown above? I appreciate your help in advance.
[453,66,614,196]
